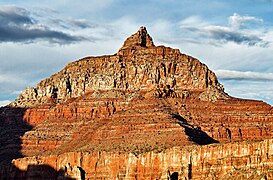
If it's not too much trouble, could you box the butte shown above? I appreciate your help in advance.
[0,27,273,179]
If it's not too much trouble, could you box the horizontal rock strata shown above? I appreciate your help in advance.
[1,139,272,179]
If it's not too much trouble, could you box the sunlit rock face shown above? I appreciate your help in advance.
[0,27,273,179]
[11,26,224,108]
[8,139,273,179]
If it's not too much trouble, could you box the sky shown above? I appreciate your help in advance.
[0,0,273,106]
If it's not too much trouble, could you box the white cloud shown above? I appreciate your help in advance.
[215,70,273,81]
[178,13,270,47]
[0,100,11,107]
[179,16,207,28]
[229,13,263,29]
[220,80,273,105]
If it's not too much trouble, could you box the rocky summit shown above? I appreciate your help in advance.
[0,27,273,179]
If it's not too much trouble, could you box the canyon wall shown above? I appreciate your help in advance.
[1,139,272,179]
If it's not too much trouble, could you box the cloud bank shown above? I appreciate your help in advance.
[229,13,263,29]
[215,70,273,81]
[0,5,85,44]
[179,14,269,47]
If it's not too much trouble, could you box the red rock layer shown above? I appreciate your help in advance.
[2,139,272,179]
[14,90,273,159]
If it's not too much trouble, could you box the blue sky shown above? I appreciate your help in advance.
[1,0,273,106]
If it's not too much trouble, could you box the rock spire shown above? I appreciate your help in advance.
[119,26,155,51]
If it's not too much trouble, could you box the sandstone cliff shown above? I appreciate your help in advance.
[4,139,273,179]
[1,27,273,180]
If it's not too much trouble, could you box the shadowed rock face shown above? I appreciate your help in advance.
[1,27,273,179]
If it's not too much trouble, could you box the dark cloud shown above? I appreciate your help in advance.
[181,26,268,47]
[207,27,268,47]
[0,6,86,44]
[0,6,33,24]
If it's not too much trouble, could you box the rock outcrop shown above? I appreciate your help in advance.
[119,26,155,50]
[10,26,225,108]
[1,27,273,179]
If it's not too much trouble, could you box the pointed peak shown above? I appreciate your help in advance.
[119,26,155,51]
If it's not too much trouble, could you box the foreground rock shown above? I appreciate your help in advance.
[0,27,273,179]
[1,139,271,179]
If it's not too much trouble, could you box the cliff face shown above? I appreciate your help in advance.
[3,139,273,179]
[1,27,273,179]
